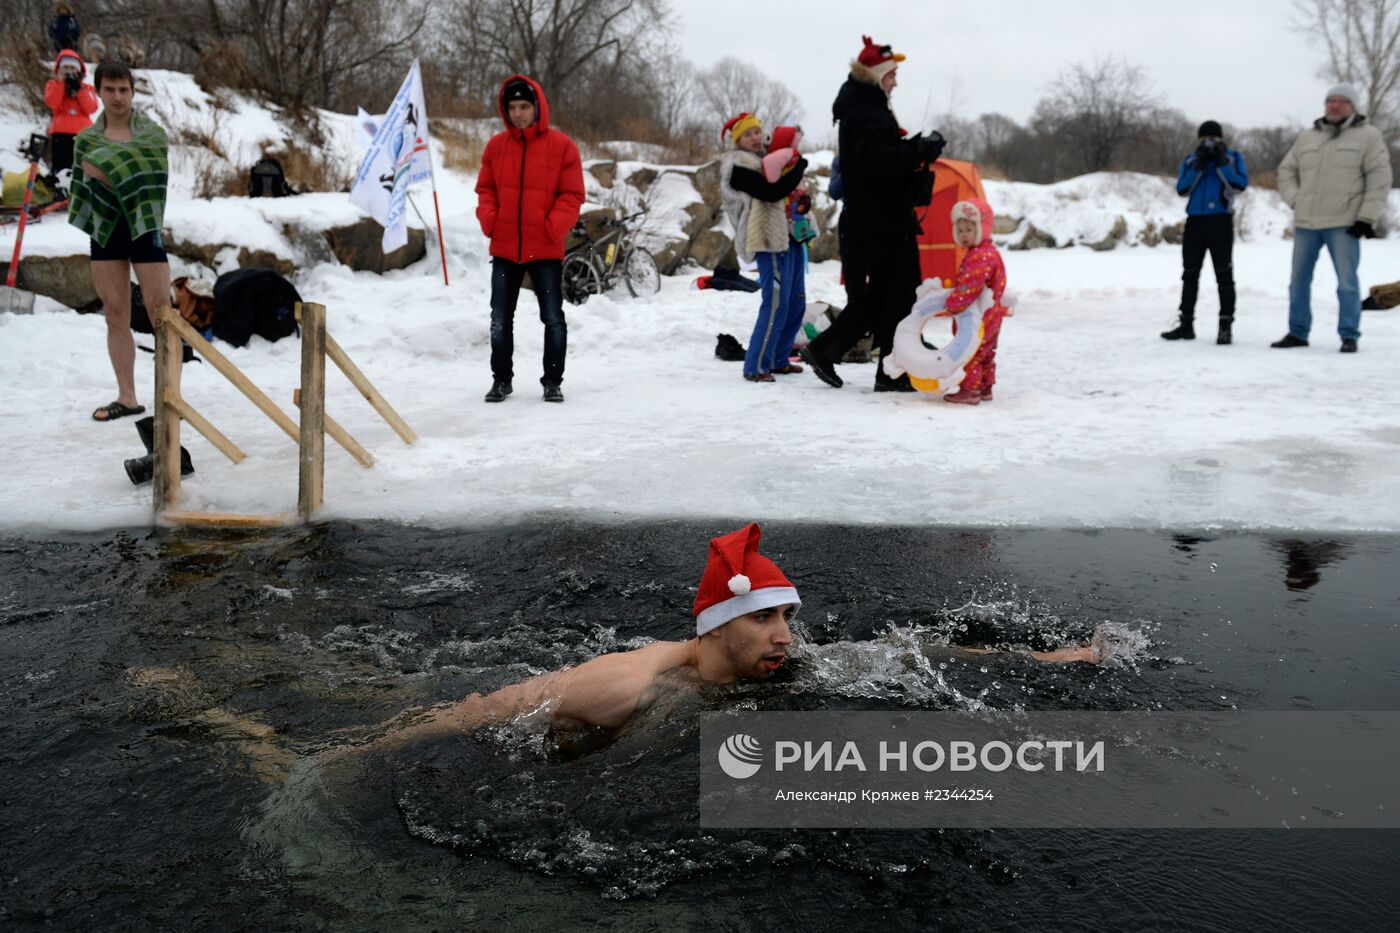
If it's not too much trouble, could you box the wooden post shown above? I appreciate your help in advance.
[166,394,246,464]
[297,302,326,519]
[152,309,183,513]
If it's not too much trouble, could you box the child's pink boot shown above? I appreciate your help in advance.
[980,385,993,402]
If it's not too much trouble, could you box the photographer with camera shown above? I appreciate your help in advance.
[1162,121,1248,345]
[44,49,98,181]
[799,35,944,392]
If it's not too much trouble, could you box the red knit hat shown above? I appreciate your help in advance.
[856,35,905,80]
[692,523,800,635]
[767,126,803,154]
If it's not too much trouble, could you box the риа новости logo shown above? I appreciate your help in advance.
[718,733,763,779]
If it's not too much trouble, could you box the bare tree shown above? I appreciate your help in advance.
[694,56,802,134]
[1294,0,1400,131]
[1033,58,1161,174]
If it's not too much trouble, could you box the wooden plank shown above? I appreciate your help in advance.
[152,310,183,512]
[298,302,327,518]
[162,313,300,444]
[293,389,374,468]
[160,511,295,528]
[166,392,246,464]
[324,331,419,444]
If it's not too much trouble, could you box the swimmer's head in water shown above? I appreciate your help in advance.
[703,601,796,681]
[693,523,800,637]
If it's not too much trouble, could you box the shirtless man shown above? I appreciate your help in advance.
[365,523,1100,752]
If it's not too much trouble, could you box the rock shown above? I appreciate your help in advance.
[0,254,99,310]
[992,215,1021,235]
[1139,221,1162,247]
[683,228,734,271]
[1161,220,1186,244]
[625,166,658,193]
[1086,216,1127,251]
[690,159,722,208]
[1009,223,1057,250]
[587,161,616,188]
[165,235,298,278]
[321,218,426,272]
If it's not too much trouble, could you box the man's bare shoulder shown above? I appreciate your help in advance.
[554,640,695,730]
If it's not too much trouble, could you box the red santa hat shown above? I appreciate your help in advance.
[692,523,800,636]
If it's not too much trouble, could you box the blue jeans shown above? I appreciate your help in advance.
[490,258,566,385]
[744,243,807,377]
[1288,226,1362,341]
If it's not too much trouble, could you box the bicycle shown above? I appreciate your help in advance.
[561,211,662,305]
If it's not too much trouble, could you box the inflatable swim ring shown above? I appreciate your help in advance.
[881,279,994,393]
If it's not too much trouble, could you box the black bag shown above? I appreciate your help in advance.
[212,267,301,347]
[715,333,746,361]
[127,282,152,333]
[248,157,295,198]
[913,166,935,207]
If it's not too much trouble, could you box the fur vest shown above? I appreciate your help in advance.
[718,148,791,262]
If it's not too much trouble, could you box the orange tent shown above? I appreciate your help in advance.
[915,159,986,287]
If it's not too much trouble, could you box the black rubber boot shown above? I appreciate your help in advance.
[1216,318,1233,345]
[1161,317,1195,340]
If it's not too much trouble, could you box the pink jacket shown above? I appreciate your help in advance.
[942,198,1007,315]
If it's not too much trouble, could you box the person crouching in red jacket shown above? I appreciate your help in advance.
[475,75,585,404]
[45,49,98,180]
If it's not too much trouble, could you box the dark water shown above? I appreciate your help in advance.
[1,521,1397,931]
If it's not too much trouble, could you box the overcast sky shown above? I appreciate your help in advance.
[675,1,1330,144]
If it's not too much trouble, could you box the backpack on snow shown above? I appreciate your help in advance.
[248,157,295,198]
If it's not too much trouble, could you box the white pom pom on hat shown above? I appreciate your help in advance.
[693,524,799,636]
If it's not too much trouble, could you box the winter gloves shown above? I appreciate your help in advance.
[1347,221,1377,238]
[913,131,946,165]
[1194,140,1228,169]
[63,72,81,96]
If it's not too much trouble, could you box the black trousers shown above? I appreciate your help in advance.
[489,258,566,386]
[810,224,920,377]
[48,133,75,175]
[1180,214,1235,322]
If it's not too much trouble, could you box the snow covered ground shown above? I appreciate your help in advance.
[3,235,1397,533]
[2,71,1397,533]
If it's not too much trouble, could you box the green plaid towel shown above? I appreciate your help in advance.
[68,108,169,247]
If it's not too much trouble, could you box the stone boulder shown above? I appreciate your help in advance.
[165,233,299,278]
[1009,223,1057,250]
[625,166,658,193]
[1086,216,1127,251]
[0,254,99,310]
[321,218,427,273]
[588,161,617,188]
[993,215,1022,235]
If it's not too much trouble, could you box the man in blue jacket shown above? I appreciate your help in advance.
[1162,120,1248,344]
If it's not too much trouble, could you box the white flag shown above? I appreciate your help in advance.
[349,60,434,252]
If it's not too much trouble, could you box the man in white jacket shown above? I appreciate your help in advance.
[1273,83,1392,353]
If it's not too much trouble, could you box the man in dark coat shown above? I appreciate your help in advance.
[800,35,944,391]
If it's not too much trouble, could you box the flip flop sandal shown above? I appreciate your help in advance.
[92,401,146,422]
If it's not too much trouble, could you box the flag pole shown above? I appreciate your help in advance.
[420,82,450,287]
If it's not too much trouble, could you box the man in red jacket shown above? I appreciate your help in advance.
[475,75,585,403]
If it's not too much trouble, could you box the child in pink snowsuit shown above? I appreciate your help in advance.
[940,198,1007,404]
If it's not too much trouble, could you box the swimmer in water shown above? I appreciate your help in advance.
[360,523,1102,752]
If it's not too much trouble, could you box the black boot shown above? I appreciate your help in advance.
[1216,317,1233,345]
[1161,317,1195,340]
[484,379,512,402]
[124,416,194,485]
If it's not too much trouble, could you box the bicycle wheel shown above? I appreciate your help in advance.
[623,247,661,297]
[562,254,602,305]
